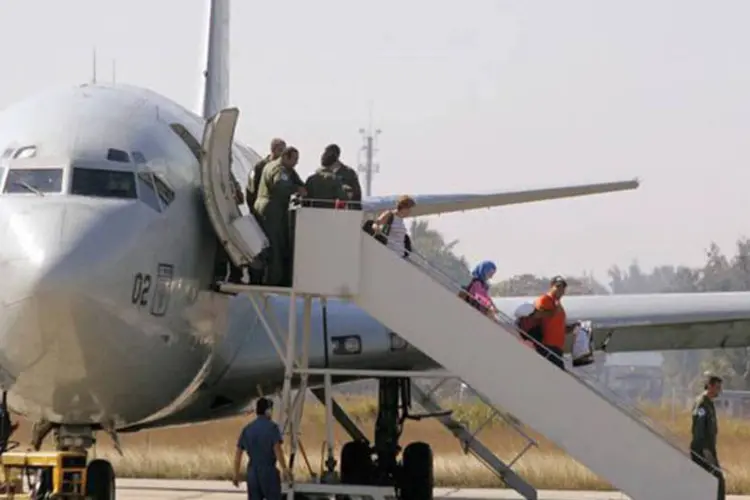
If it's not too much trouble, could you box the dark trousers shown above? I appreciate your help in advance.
[691,453,726,500]
[213,247,244,285]
[537,345,565,371]
[248,264,265,285]
[228,263,244,284]
[248,465,282,500]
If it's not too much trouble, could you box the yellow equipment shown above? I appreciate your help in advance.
[0,450,87,499]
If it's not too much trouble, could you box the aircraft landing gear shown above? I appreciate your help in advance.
[86,459,116,500]
[338,378,435,500]
[57,426,115,500]
[20,425,116,500]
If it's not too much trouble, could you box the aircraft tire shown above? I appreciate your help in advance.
[340,440,372,485]
[400,442,434,500]
[86,459,115,500]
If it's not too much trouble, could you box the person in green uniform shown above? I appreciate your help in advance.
[690,373,725,500]
[246,139,287,284]
[323,144,362,209]
[253,146,305,287]
[304,151,348,208]
[247,138,287,214]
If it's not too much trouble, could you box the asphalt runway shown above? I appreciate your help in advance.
[114,479,750,500]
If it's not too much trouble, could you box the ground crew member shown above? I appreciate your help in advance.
[304,151,348,208]
[532,276,568,370]
[247,138,287,214]
[691,373,726,500]
[233,397,290,500]
[253,146,305,287]
[324,144,362,209]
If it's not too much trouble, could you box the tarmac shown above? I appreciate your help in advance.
[114,479,750,499]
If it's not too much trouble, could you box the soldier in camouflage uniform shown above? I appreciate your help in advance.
[323,144,362,209]
[253,147,305,287]
[304,149,348,208]
[246,138,286,215]
[690,373,725,500]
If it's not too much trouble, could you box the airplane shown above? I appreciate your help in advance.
[0,1,749,499]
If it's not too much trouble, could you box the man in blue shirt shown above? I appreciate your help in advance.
[233,398,290,500]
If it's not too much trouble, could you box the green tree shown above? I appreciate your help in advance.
[491,274,607,297]
[409,219,471,285]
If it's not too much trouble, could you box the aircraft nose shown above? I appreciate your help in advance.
[0,201,114,304]
[0,205,67,304]
[0,200,140,383]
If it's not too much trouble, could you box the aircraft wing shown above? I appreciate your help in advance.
[362,178,639,217]
[493,292,750,352]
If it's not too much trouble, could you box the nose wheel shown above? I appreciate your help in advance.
[86,459,116,500]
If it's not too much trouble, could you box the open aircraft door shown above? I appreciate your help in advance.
[200,108,269,267]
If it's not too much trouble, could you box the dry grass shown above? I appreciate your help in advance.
[10,397,750,492]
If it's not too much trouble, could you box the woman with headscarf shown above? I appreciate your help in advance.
[460,260,499,317]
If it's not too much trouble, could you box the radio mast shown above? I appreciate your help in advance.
[358,104,381,197]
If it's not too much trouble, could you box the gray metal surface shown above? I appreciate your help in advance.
[411,384,537,500]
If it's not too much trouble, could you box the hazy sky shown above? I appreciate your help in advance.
[2,0,749,285]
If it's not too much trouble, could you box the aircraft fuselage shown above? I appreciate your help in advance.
[0,84,436,432]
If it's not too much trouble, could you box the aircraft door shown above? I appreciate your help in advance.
[200,108,268,268]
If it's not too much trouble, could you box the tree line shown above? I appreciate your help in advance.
[410,219,750,391]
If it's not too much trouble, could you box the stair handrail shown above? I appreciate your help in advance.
[374,234,719,469]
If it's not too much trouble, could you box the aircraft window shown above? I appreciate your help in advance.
[169,123,202,160]
[136,171,162,212]
[3,168,63,194]
[71,167,137,199]
[106,148,130,163]
[152,174,175,207]
[131,151,147,164]
[12,146,37,159]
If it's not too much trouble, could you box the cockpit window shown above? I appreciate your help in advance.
[71,167,137,199]
[131,151,147,164]
[152,174,175,207]
[170,124,202,160]
[106,149,130,163]
[3,168,63,194]
[136,171,162,212]
[13,146,37,159]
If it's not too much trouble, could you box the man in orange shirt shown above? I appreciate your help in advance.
[533,276,569,371]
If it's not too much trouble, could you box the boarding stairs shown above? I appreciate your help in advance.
[287,206,718,500]
[196,109,717,500]
[410,380,539,499]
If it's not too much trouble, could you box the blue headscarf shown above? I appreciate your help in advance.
[471,260,497,289]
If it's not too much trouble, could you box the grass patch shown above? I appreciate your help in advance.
[11,396,750,493]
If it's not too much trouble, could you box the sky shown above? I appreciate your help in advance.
[2,0,750,285]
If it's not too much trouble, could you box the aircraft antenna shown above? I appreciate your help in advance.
[91,47,97,84]
[357,101,381,197]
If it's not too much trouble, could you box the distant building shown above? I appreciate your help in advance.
[600,352,665,402]
[605,352,664,368]
[715,390,750,418]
